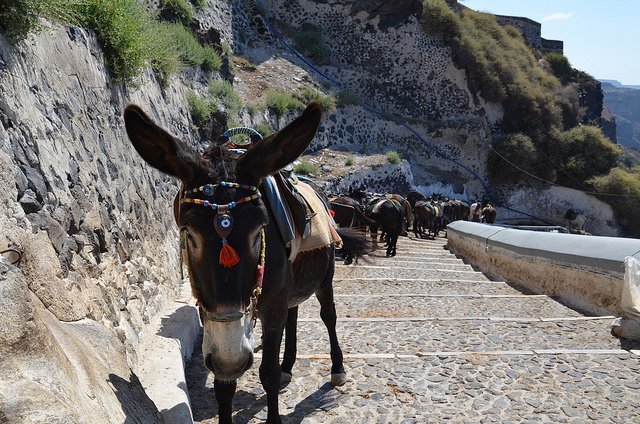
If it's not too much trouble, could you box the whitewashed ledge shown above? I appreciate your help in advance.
[138,282,200,424]
[446,221,640,316]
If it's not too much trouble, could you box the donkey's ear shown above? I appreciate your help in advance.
[236,102,322,181]
[123,104,201,182]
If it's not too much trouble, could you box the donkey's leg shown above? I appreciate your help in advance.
[214,379,236,424]
[280,306,299,386]
[260,309,287,423]
[316,281,347,386]
[370,225,379,244]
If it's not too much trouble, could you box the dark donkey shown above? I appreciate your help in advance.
[365,198,404,257]
[124,102,369,423]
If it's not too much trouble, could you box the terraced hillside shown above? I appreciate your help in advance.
[186,236,640,423]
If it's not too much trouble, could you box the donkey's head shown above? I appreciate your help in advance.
[124,103,322,381]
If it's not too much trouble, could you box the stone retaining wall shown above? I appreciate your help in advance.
[447,221,640,316]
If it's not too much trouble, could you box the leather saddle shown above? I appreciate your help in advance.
[273,170,315,239]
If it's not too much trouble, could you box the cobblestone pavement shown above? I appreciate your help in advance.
[187,236,640,423]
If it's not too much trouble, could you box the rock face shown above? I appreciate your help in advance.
[266,0,494,198]
[0,25,200,422]
[602,82,640,148]
[264,0,620,234]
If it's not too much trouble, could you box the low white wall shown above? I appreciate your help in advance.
[447,221,640,315]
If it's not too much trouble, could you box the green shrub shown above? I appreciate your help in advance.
[293,161,318,175]
[0,0,79,40]
[266,90,304,117]
[187,90,211,126]
[621,154,640,170]
[208,80,243,116]
[488,133,539,182]
[0,0,216,82]
[221,41,233,57]
[245,103,258,117]
[73,0,156,83]
[159,23,221,71]
[293,24,330,61]
[386,150,401,165]
[421,0,561,137]
[202,46,223,71]
[161,0,194,24]
[545,52,572,80]
[422,0,459,36]
[301,87,336,113]
[556,126,621,185]
[193,0,207,9]
[588,167,640,237]
[255,122,273,138]
[345,155,354,166]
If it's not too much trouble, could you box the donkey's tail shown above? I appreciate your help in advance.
[336,227,375,263]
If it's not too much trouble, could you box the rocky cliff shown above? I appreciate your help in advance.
[260,0,618,234]
[0,0,624,422]
[0,24,202,423]
[602,82,640,149]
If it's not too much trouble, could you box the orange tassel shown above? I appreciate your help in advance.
[219,240,240,268]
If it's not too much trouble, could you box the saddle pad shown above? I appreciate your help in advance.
[296,182,342,253]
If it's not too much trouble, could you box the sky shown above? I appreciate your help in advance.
[459,0,640,86]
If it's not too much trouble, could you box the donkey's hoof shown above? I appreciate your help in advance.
[281,372,292,387]
[330,372,347,386]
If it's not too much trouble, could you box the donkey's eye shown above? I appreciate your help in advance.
[183,230,198,248]
[252,231,261,249]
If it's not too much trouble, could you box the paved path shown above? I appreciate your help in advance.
[186,236,640,423]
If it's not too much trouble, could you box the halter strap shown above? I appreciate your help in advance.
[182,181,260,211]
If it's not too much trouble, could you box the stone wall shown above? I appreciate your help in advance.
[447,221,640,316]
[541,38,564,54]
[494,184,619,236]
[494,15,542,47]
[0,24,207,422]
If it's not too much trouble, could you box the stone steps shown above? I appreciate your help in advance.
[335,266,490,281]
[255,317,629,356]
[187,353,640,423]
[297,294,582,319]
[331,278,522,296]
[187,232,640,423]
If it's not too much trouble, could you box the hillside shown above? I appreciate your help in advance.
[0,0,638,421]
[602,82,640,149]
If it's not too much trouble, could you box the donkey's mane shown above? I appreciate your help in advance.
[200,143,238,182]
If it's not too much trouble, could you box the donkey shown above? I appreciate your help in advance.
[124,102,369,423]
[330,195,375,231]
[364,198,404,257]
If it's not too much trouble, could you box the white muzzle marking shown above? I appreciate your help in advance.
[202,312,255,381]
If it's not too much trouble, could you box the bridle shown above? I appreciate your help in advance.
[180,180,266,324]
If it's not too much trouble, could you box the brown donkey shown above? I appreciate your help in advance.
[124,102,369,423]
